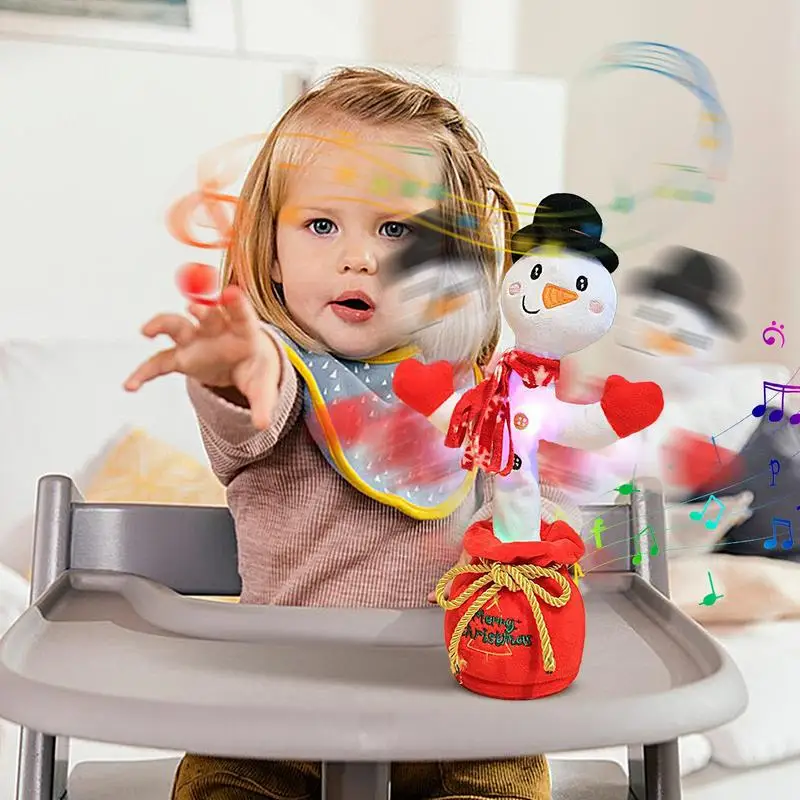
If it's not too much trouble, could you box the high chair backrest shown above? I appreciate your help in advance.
[577,477,670,598]
[29,474,241,603]
[29,474,669,604]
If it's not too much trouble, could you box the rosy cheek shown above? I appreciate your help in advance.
[589,299,604,314]
[508,282,522,296]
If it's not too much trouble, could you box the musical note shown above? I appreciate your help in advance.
[591,517,607,549]
[165,187,235,250]
[711,435,722,464]
[689,494,725,530]
[770,458,781,487]
[632,525,659,565]
[654,186,714,203]
[335,167,359,187]
[175,262,219,305]
[699,571,724,606]
[752,381,800,425]
[400,179,421,198]
[572,563,585,582]
[765,517,794,551]
[762,321,786,348]
[456,213,478,230]
[616,482,639,496]
[385,143,435,157]
[371,175,392,196]
[610,195,635,214]
[658,162,703,173]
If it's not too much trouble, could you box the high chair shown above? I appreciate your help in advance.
[0,474,746,800]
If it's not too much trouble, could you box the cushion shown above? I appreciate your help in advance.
[0,338,206,575]
[84,428,225,506]
[82,429,237,604]
[703,618,800,768]
[668,553,800,625]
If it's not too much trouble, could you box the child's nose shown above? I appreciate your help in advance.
[339,250,377,274]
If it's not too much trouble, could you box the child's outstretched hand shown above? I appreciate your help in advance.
[124,286,281,429]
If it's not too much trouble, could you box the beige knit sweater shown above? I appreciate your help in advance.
[186,334,494,608]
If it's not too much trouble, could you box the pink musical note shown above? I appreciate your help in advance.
[752,381,800,425]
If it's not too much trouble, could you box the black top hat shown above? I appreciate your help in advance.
[626,246,744,338]
[510,193,619,273]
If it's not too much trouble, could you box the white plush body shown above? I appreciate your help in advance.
[426,246,628,542]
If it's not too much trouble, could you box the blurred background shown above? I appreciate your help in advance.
[1,2,799,799]
[0,0,796,371]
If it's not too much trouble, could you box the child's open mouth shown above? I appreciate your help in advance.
[330,291,375,323]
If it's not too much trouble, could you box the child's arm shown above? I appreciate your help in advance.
[187,327,302,484]
[125,287,296,484]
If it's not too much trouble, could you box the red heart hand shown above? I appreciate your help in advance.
[663,429,741,492]
[600,374,664,438]
[392,359,455,417]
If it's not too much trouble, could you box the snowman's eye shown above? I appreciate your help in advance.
[529,263,542,280]
[576,275,588,291]
[675,329,712,350]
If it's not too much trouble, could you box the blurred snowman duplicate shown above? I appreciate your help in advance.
[381,207,498,366]
[615,247,744,395]
[569,246,750,501]
[573,245,800,560]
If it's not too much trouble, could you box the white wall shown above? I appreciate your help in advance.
[0,39,296,341]
[0,17,564,342]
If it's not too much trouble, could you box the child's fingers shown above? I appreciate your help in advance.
[220,286,260,336]
[245,371,279,430]
[123,348,179,391]
[141,313,196,346]
[188,302,226,338]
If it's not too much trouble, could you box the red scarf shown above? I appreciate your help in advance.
[445,349,561,476]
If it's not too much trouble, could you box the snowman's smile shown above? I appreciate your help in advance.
[620,343,656,357]
[521,296,540,314]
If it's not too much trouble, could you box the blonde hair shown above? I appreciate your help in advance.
[222,66,517,367]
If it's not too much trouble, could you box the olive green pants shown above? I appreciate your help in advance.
[171,754,551,800]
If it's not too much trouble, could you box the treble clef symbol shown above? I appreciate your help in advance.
[166,134,264,303]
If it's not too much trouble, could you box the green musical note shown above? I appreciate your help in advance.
[371,175,392,197]
[610,195,635,214]
[632,525,658,566]
[426,183,446,201]
[616,482,639,495]
[699,571,724,606]
[400,179,421,198]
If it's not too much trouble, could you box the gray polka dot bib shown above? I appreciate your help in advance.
[272,328,478,519]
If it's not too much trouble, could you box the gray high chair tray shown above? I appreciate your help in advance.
[0,476,747,800]
[0,568,744,759]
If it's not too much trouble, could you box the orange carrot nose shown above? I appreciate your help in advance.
[645,328,692,355]
[542,283,579,309]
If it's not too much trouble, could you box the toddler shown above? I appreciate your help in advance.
[126,67,551,800]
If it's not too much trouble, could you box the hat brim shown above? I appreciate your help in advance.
[626,268,744,339]
[510,224,619,273]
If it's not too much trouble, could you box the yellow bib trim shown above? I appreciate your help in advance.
[283,345,481,520]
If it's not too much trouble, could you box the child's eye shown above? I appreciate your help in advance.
[308,218,337,235]
[380,221,411,239]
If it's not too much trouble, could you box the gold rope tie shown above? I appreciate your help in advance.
[435,561,572,678]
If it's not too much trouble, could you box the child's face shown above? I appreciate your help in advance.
[273,127,442,359]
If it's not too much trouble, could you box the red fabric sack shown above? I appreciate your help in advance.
[438,518,586,700]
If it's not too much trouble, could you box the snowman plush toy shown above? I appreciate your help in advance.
[392,193,665,700]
